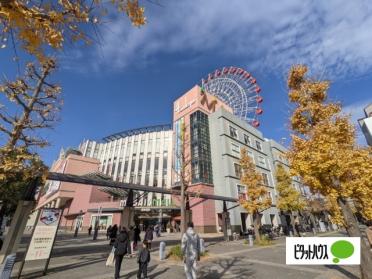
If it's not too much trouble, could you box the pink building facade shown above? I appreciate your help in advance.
[173,85,234,233]
[38,152,122,230]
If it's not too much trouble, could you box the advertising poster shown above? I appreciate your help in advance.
[25,208,62,261]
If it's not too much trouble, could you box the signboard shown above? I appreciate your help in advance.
[25,208,62,261]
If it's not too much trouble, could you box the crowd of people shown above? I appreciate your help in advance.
[103,222,201,279]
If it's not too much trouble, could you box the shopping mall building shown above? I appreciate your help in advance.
[38,84,311,233]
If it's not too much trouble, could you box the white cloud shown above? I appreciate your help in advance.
[64,0,372,78]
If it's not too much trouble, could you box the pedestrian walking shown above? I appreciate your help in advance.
[154,223,160,237]
[144,226,153,250]
[107,225,112,240]
[294,222,301,237]
[134,225,141,250]
[181,222,200,279]
[310,222,316,235]
[129,226,135,254]
[113,227,129,279]
[88,225,92,236]
[137,240,151,279]
[110,224,118,245]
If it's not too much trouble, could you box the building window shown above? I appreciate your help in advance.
[130,154,136,172]
[153,175,158,187]
[229,126,238,138]
[244,134,251,145]
[258,156,266,167]
[154,152,160,172]
[111,157,117,176]
[145,173,150,186]
[237,184,247,200]
[256,140,262,151]
[106,159,111,175]
[123,157,129,180]
[138,153,144,170]
[163,151,168,170]
[234,163,241,178]
[190,111,213,184]
[231,142,240,156]
[262,173,269,186]
[117,158,123,179]
[137,173,142,184]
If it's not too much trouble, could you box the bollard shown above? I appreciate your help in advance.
[159,241,166,260]
[248,235,254,247]
[199,239,205,254]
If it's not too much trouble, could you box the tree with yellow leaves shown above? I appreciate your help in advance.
[0,0,146,61]
[0,147,46,214]
[287,65,372,279]
[0,58,58,226]
[239,148,272,241]
[275,164,305,235]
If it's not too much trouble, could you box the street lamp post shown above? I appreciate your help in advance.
[73,210,83,238]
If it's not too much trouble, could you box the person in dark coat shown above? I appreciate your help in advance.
[107,225,112,240]
[88,226,92,236]
[114,228,129,279]
[110,224,118,245]
[134,225,141,250]
[137,241,151,279]
[144,226,153,250]
[129,226,135,255]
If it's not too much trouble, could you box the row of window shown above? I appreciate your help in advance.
[231,143,267,167]
[233,162,270,186]
[99,136,170,161]
[237,184,273,201]
[229,126,262,151]
[101,150,169,187]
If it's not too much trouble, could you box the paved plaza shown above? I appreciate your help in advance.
[10,230,360,279]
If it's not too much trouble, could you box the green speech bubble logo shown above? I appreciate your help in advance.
[331,240,354,263]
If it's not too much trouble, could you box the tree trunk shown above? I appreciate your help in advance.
[0,205,5,231]
[253,212,261,242]
[338,197,372,279]
[290,211,297,236]
[180,181,186,236]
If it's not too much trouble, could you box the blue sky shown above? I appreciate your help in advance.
[1,0,372,166]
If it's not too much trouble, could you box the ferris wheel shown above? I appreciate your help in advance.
[200,66,263,127]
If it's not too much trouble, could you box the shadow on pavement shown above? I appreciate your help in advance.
[325,265,359,279]
[198,257,255,279]
[120,264,167,279]
[19,257,106,279]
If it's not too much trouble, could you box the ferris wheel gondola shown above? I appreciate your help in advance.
[200,66,263,127]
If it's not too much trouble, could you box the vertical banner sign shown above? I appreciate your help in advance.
[25,208,62,261]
